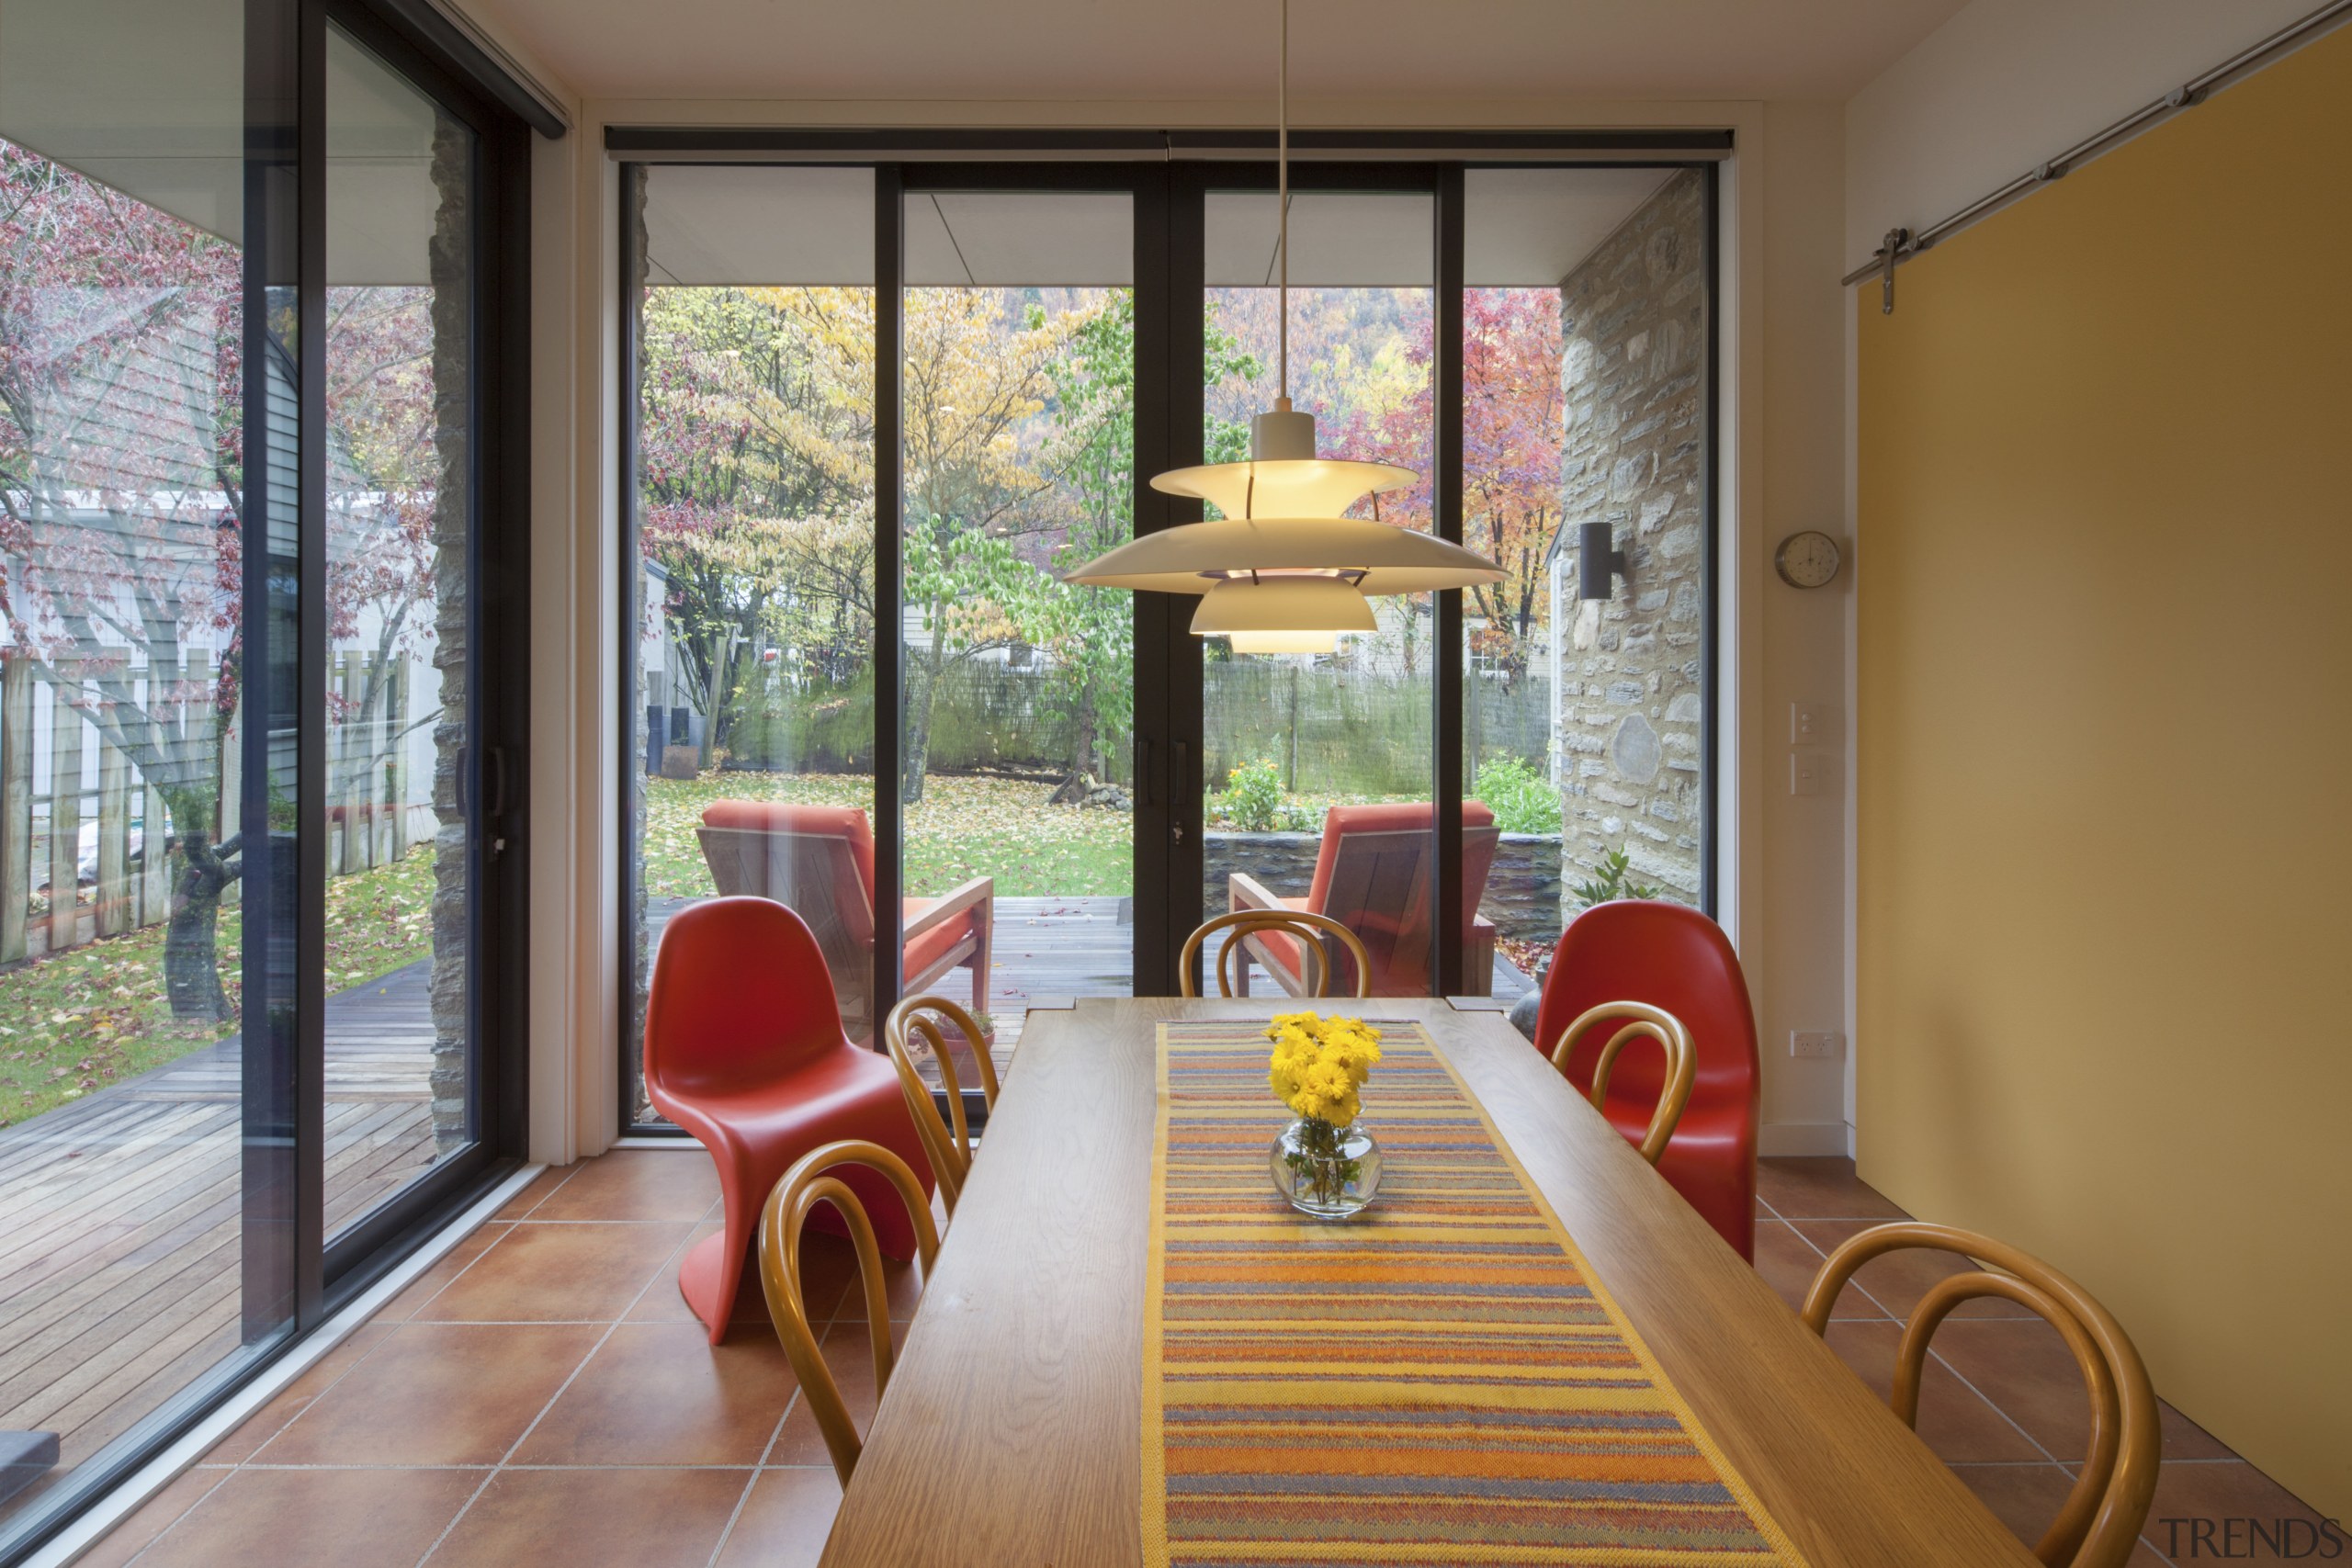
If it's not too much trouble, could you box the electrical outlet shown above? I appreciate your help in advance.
[1790,1031,1844,1060]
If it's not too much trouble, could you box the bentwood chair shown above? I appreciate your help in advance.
[1181,909,1373,999]
[1548,1000,1694,1165]
[643,897,935,1344]
[882,995,1001,1217]
[1226,801,1503,996]
[1802,1223,2161,1568]
[1533,899,1759,1259]
[759,1140,942,1488]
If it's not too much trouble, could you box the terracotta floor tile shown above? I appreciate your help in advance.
[203,1322,397,1463]
[1946,1462,2077,1557]
[526,1150,720,1224]
[627,1220,720,1325]
[254,1323,603,1467]
[1819,1321,2044,1463]
[831,1249,928,1326]
[714,1468,843,1568]
[511,1322,798,1467]
[379,1224,517,1323]
[2143,1461,2335,1562]
[424,1466,750,1568]
[413,1221,692,1323]
[493,1166,580,1222]
[70,1466,230,1568]
[1751,1219,1866,1316]
[1927,1317,2101,1464]
[1789,1220,2036,1321]
[767,1322,879,1468]
[131,1466,485,1568]
[1756,1156,1907,1220]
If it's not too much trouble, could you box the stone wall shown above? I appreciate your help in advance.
[1554,169,1709,908]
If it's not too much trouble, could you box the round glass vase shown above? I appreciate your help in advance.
[1270,1117,1382,1219]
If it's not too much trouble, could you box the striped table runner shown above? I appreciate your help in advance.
[1142,1019,1807,1567]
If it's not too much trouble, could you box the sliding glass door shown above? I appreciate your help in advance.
[617,153,1715,1119]
[0,0,528,1551]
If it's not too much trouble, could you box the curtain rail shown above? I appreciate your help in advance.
[1844,0,2352,297]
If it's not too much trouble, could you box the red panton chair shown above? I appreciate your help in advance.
[643,897,936,1343]
[1226,802,1502,997]
[695,800,992,1043]
[1532,899,1758,1261]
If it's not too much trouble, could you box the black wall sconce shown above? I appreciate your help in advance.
[1577,521,1628,602]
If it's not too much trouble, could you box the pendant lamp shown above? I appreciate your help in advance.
[1060,0,1502,651]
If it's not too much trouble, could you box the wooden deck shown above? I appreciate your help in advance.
[0,961,444,1519]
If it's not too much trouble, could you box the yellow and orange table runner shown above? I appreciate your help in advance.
[1142,1019,1807,1565]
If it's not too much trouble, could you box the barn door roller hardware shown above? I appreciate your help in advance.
[1843,0,2352,311]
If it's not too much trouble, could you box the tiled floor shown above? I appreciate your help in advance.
[1753,1157,2332,1566]
[75,1151,2331,1566]
[76,1151,915,1568]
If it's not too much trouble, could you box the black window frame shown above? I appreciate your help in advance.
[614,143,1721,1134]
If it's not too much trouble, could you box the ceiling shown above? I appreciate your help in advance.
[484,0,1967,106]
[0,0,461,283]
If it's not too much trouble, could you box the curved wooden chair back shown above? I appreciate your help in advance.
[882,996,1000,1215]
[757,1139,941,1488]
[1800,1222,2160,1568]
[1180,909,1373,998]
[1546,1000,1694,1165]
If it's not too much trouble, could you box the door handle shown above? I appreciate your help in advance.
[1171,740,1188,843]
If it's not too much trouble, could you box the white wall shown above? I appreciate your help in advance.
[1844,0,2320,267]
[1753,100,1851,1155]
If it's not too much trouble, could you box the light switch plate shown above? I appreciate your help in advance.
[1791,1031,1844,1060]
[1791,702,1838,744]
[1791,751,1829,796]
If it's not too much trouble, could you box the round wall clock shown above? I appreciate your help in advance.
[1774,530,1842,589]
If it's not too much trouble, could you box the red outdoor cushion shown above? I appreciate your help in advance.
[903,896,975,976]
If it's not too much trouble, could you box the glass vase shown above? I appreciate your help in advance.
[1270,1117,1382,1219]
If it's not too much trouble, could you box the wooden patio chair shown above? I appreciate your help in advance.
[1227,802,1501,998]
[695,801,992,1043]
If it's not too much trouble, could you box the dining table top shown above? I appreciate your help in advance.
[816,996,2040,1568]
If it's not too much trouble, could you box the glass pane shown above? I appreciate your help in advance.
[1201,189,1440,997]
[0,0,297,1536]
[625,165,878,1121]
[318,26,479,1234]
[1462,167,1710,1006]
[901,189,1136,1088]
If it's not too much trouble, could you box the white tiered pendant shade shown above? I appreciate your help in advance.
[1057,0,1501,650]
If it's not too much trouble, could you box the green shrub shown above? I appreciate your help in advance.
[1212,757,1287,832]
[1473,755,1563,835]
[1570,846,1661,910]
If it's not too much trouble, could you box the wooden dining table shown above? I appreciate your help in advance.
[817,997,2039,1567]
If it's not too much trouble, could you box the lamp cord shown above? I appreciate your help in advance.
[1277,0,1288,407]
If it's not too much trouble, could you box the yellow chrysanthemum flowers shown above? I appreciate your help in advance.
[1266,1011,1382,1128]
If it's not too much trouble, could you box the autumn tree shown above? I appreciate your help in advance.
[2,136,448,1021]
[1325,287,1561,685]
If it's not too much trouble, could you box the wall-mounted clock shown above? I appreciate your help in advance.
[1774,530,1842,589]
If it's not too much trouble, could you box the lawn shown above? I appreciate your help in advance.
[640,771,1136,899]
[0,847,441,1129]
